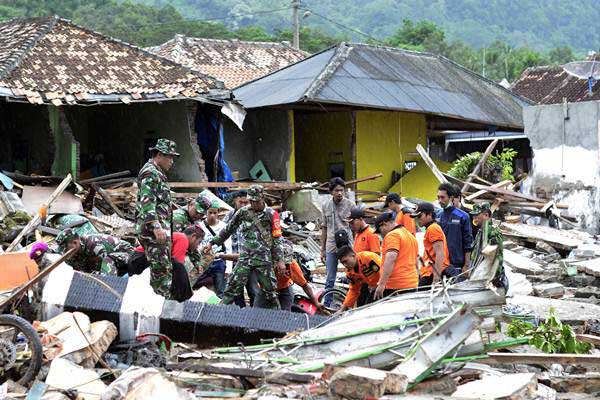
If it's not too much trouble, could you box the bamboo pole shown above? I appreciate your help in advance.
[462,138,498,192]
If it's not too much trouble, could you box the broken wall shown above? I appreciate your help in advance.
[524,100,600,233]
[223,109,292,181]
[355,110,426,193]
[65,100,203,181]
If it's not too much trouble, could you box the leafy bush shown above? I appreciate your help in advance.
[448,148,517,182]
[507,308,591,354]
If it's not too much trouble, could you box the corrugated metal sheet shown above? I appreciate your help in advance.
[234,43,529,129]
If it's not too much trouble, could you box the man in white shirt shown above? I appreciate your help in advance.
[196,200,232,297]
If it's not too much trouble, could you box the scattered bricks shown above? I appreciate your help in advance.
[410,375,456,395]
[329,366,386,399]
[534,283,565,298]
[383,371,409,394]
[542,373,600,393]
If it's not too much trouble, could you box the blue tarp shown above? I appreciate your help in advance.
[195,105,233,196]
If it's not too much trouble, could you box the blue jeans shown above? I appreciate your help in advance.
[324,252,339,306]
[197,260,226,298]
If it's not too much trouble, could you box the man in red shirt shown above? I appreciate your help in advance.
[347,207,381,254]
[411,202,450,287]
[132,224,209,301]
[336,246,382,312]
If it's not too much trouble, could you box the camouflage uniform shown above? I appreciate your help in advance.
[470,202,505,287]
[135,138,179,298]
[56,229,134,275]
[172,194,211,232]
[210,185,283,308]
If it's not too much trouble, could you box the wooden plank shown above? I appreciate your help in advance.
[487,352,600,365]
[7,174,73,252]
[318,173,384,188]
[462,138,499,192]
[166,363,316,384]
[575,334,600,346]
[94,184,125,218]
[467,182,549,203]
[416,144,448,184]
[170,181,308,190]
[79,170,131,184]
[465,180,512,201]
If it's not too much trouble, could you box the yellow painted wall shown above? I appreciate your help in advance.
[294,111,353,182]
[356,110,426,193]
[388,158,452,201]
[288,110,296,182]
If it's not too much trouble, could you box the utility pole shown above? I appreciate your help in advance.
[482,46,486,77]
[292,0,300,49]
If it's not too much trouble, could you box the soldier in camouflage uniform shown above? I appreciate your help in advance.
[203,185,285,309]
[172,194,211,232]
[469,202,506,288]
[56,228,134,275]
[135,138,179,298]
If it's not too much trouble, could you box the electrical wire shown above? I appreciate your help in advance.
[300,7,385,44]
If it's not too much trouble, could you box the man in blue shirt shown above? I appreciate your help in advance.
[435,183,473,279]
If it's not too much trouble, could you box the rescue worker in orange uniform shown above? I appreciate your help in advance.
[385,192,417,236]
[411,202,450,287]
[255,239,323,312]
[336,246,382,312]
[373,212,419,299]
[347,207,381,254]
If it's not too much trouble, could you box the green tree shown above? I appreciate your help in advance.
[234,26,273,42]
[386,19,447,55]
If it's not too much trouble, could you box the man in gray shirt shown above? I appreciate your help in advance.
[320,177,355,306]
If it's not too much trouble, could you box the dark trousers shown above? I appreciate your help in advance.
[233,269,259,307]
[255,285,293,310]
[126,253,192,302]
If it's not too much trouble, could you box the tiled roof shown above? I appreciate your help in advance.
[511,65,600,104]
[0,16,224,105]
[147,35,307,89]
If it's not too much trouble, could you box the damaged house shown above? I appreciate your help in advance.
[230,43,529,200]
[147,35,307,182]
[0,16,232,182]
[512,55,600,233]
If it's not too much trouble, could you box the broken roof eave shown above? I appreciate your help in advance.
[254,96,524,131]
[0,86,231,106]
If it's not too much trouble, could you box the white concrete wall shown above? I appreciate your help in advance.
[524,101,600,233]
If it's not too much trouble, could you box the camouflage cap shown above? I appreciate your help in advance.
[470,202,491,216]
[55,228,79,250]
[247,184,264,201]
[149,138,180,156]
[282,238,294,264]
[209,200,221,210]
[195,194,211,213]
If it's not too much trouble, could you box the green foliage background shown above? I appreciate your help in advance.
[448,148,518,182]
[0,0,593,81]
